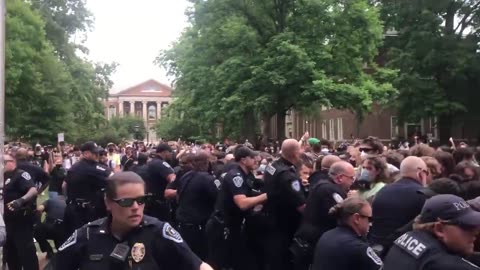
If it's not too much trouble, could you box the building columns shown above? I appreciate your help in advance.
[129,101,134,116]
[119,101,123,116]
[142,101,148,120]
[156,102,161,119]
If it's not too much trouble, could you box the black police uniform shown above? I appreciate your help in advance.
[34,197,67,256]
[3,169,38,270]
[17,159,50,190]
[293,177,347,270]
[49,164,66,196]
[383,230,480,270]
[145,157,175,221]
[64,159,112,236]
[176,170,219,260]
[206,164,257,270]
[312,226,383,270]
[307,169,329,188]
[369,177,426,256]
[263,157,306,270]
[55,215,203,270]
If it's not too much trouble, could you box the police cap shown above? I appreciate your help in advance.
[80,141,100,154]
[234,146,258,162]
[420,194,480,226]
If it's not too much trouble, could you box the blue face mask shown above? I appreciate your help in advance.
[358,169,373,183]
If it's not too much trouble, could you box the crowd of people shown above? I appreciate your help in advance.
[2,134,480,269]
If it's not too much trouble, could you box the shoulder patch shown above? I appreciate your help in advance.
[21,172,31,181]
[366,247,383,266]
[232,176,244,188]
[162,161,172,169]
[95,165,106,171]
[162,223,183,243]
[394,233,428,259]
[332,193,344,203]
[266,165,276,175]
[214,179,221,189]
[291,180,301,192]
[58,230,77,251]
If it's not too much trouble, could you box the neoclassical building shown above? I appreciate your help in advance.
[104,79,173,143]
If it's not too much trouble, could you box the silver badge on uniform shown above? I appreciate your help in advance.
[332,193,344,203]
[5,178,10,185]
[291,180,301,192]
[214,179,221,189]
[366,247,383,266]
[162,161,172,169]
[233,176,244,188]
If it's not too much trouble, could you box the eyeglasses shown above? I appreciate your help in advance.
[112,196,148,208]
[418,168,430,176]
[340,174,356,181]
[3,159,14,165]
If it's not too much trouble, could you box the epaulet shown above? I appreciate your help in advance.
[87,217,108,227]
[141,215,160,227]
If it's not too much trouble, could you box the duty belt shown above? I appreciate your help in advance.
[177,221,204,231]
[68,199,94,209]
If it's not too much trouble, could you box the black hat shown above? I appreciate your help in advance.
[156,143,173,153]
[80,141,100,154]
[234,146,258,162]
[419,194,480,226]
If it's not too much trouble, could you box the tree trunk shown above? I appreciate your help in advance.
[261,113,272,146]
[276,110,286,141]
[438,114,452,144]
[241,110,257,144]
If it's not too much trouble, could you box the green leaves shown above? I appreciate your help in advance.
[159,0,393,141]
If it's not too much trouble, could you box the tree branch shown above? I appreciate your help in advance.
[454,1,480,33]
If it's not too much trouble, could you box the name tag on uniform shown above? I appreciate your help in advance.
[394,233,428,258]
[89,254,103,261]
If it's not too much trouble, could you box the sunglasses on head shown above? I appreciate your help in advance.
[112,196,148,208]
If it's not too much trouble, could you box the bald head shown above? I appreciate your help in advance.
[329,161,355,191]
[224,154,234,163]
[15,148,28,161]
[400,156,427,181]
[321,155,341,170]
[281,139,301,162]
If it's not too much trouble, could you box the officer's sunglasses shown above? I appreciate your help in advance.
[112,196,148,208]
[357,213,373,222]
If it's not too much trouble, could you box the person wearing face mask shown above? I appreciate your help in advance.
[369,156,429,258]
[355,156,388,202]
[382,194,480,270]
[292,161,356,270]
[312,197,382,270]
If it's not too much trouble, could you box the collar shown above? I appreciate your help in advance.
[337,225,366,240]
[399,177,423,186]
[98,215,151,241]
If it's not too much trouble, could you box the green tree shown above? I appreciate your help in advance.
[6,0,74,144]
[377,0,480,141]
[109,116,146,141]
[159,0,395,143]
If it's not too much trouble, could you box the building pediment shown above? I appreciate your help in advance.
[111,79,172,98]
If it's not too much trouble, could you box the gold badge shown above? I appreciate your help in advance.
[131,242,145,263]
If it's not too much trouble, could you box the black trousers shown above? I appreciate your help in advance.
[144,200,170,222]
[63,203,102,237]
[177,221,208,260]
[34,220,65,254]
[4,219,38,270]
[265,230,294,270]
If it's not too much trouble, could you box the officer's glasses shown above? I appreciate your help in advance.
[112,196,148,208]
[3,159,14,165]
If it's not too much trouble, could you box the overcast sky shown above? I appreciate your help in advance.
[84,0,190,92]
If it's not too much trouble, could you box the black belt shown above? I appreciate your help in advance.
[177,221,204,230]
[68,199,93,208]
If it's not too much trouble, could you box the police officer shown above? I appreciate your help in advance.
[3,154,39,270]
[176,151,219,260]
[206,146,267,270]
[63,141,112,236]
[55,172,213,270]
[16,147,50,193]
[292,160,355,270]
[263,139,306,270]
[369,156,428,257]
[145,143,176,221]
[34,195,67,258]
[383,194,480,269]
[312,197,382,270]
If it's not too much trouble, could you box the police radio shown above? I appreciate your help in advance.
[110,242,130,262]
